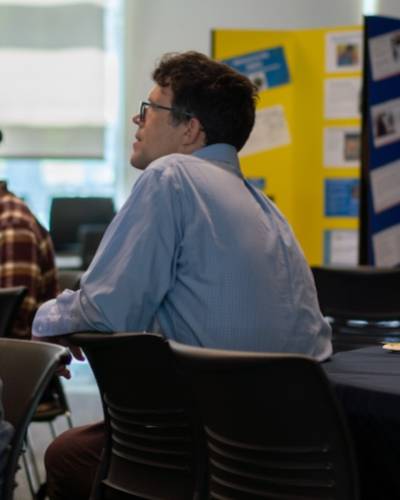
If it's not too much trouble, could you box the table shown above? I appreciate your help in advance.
[323,346,400,500]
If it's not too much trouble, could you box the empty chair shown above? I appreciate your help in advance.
[0,338,69,500]
[311,265,400,352]
[78,224,106,270]
[0,287,27,338]
[69,332,204,500]
[170,341,359,500]
[49,197,115,255]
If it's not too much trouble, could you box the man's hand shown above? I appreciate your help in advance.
[32,334,85,379]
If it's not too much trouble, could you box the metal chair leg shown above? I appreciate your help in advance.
[65,411,73,429]
[21,447,39,500]
[25,432,42,490]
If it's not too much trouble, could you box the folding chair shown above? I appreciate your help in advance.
[0,338,69,500]
[171,341,359,500]
[69,332,205,500]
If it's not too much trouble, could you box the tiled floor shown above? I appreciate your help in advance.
[14,359,103,500]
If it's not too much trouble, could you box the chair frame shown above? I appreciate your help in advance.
[0,338,69,500]
[69,332,205,500]
[0,285,73,498]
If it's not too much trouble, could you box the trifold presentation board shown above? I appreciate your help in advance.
[362,16,400,266]
[213,26,362,266]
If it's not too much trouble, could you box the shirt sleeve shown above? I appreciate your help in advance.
[33,164,182,337]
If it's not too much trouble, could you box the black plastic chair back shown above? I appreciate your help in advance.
[0,339,69,500]
[49,197,114,253]
[312,266,400,351]
[170,341,359,500]
[69,332,203,500]
[311,265,400,321]
[78,224,107,270]
[0,287,27,338]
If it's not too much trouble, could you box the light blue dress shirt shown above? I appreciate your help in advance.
[33,144,332,360]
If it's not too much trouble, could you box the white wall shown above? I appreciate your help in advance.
[376,0,400,16]
[120,0,366,193]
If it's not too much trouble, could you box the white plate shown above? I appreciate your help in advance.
[382,342,400,352]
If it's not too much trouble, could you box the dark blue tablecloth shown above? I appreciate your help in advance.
[323,346,400,500]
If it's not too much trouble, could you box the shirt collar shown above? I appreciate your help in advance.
[192,143,243,178]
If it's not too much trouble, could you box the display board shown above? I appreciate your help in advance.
[213,26,362,266]
[361,15,400,266]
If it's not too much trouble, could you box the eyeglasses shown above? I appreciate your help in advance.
[139,100,194,122]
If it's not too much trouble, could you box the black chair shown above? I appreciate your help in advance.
[0,287,27,338]
[311,265,400,352]
[79,224,106,270]
[0,285,73,498]
[0,338,69,500]
[69,332,204,500]
[49,197,115,255]
[170,341,359,500]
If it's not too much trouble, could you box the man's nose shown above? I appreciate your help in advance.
[132,113,141,125]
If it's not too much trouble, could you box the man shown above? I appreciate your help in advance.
[33,51,332,499]
[0,181,58,338]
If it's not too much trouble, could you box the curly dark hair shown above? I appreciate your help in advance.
[152,51,258,151]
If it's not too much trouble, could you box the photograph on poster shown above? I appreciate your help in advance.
[221,46,290,93]
[324,229,358,265]
[324,127,360,167]
[239,105,291,157]
[326,31,362,73]
[373,223,400,267]
[371,159,400,213]
[324,178,359,217]
[324,78,361,119]
[391,32,400,60]
[371,97,400,147]
[344,132,361,161]
[369,29,400,81]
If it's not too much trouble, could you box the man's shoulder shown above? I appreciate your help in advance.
[137,154,198,188]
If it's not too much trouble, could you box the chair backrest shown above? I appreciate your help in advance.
[78,224,107,270]
[49,197,115,253]
[311,265,400,321]
[0,287,27,338]
[0,339,69,500]
[69,332,202,500]
[312,266,400,351]
[170,341,359,500]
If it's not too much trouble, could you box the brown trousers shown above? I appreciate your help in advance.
[45,421,104,500]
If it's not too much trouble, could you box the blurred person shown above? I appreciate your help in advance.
[0,181,58,338]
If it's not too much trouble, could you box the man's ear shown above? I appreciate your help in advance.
[182,117,205,147]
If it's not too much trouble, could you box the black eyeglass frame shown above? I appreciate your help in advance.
[139,100,194,122]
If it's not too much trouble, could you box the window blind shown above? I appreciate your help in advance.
[0,0,114,158]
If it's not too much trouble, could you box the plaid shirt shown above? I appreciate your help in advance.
[0,185,59,339]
